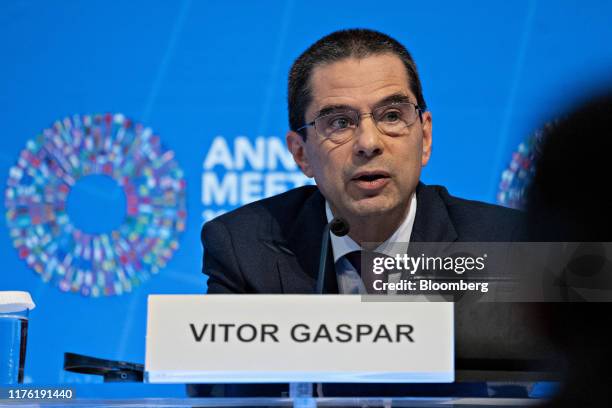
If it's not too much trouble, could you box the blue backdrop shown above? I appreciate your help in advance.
[1,0,611,386]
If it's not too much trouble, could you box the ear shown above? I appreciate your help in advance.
[286,130,314,177]
[420,111,432,167]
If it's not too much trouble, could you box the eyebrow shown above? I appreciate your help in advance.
[313,93,414,119]
[314,104,354,119]
[372,93,413,109]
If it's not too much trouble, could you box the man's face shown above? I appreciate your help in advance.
[287,53,432,222]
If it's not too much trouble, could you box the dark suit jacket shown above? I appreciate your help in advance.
[198,183,551,397]
[202,182,525,294]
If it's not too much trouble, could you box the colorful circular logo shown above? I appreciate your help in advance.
[4,113,187,296]
[497,130,542,210]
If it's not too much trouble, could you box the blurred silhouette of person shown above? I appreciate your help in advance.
[526,89,612,407]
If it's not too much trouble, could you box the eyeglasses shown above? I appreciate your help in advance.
[297,102,422,143]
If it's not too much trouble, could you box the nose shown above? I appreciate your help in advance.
[353,114,383,158]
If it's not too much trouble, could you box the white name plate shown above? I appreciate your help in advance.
[145,295,454,383]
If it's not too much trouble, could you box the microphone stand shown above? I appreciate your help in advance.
[315,218,349,294]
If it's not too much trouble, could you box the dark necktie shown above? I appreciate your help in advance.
[344,250,388,294]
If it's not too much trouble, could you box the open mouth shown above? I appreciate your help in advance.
[355,174,386,182]
[352,172,390,182]
[351,172,390,190]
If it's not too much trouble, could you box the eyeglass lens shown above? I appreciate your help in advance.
[315,103,418,141]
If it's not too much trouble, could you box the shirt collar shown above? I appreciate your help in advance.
[325,193,417,262]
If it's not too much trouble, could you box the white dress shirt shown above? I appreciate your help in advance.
[325,193,417,294]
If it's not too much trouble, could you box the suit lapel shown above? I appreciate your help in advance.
[279,189,338,293]
[410,183,458,243]
[402,183,459,284]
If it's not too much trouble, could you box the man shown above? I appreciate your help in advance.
[197,29,546,398]
[202,29,523,295]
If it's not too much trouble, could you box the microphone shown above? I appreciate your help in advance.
[316,217,350,294]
